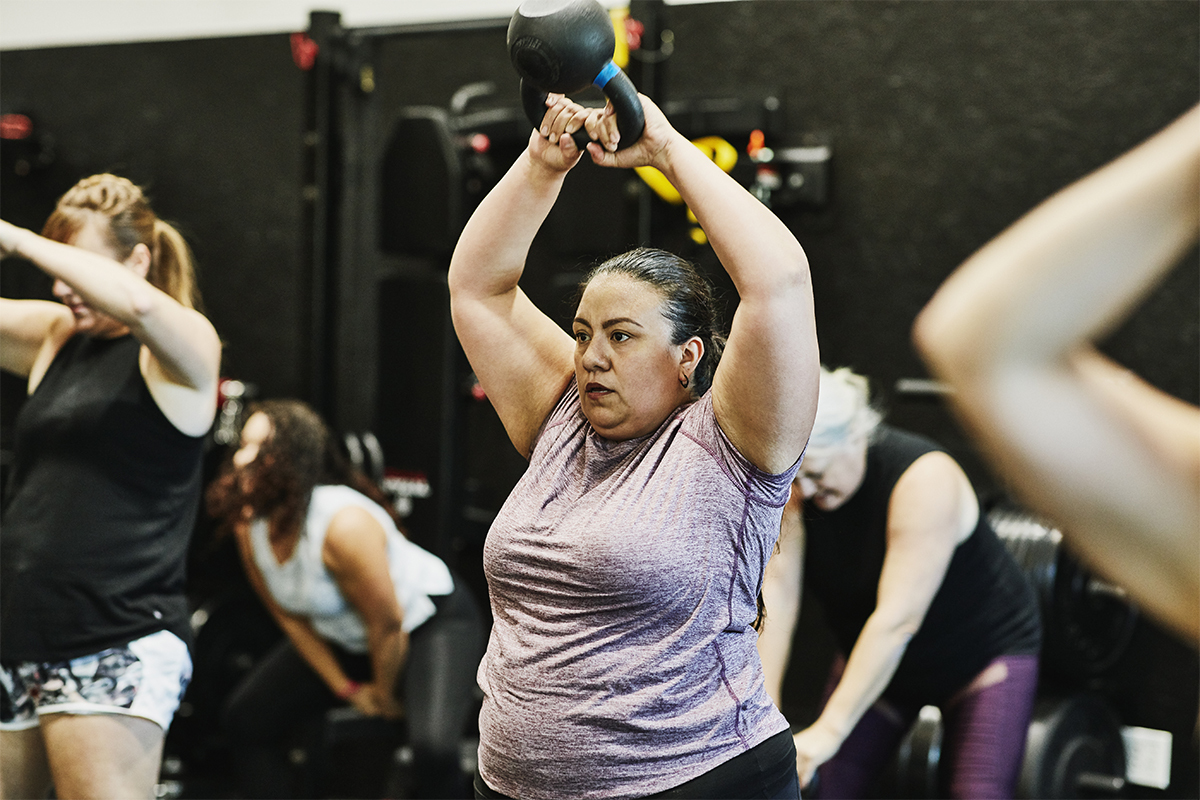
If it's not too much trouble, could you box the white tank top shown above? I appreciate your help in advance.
[250,484,454,652]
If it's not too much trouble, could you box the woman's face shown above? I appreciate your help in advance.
[233,412,272,472]
[572,273,695,441]
[54,218,146,337]
[796,438,869,511]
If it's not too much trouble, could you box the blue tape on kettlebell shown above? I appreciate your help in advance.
[592,60,620,89]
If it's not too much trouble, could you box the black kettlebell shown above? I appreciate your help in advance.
[508,0,645,151]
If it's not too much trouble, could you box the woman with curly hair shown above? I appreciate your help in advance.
[0,174,221,799]
[208,399,483,799]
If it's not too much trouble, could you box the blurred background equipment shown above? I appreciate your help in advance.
[2,1,1195,797]
[989,506,1140,687]
[880,693,1128,800]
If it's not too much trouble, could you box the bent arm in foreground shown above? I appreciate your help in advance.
[0,220,220,395]
[913,105,1200,640]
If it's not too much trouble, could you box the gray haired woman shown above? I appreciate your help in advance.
[759,366,1043,798]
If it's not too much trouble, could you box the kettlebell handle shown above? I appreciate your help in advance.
[520,62,645,151]
[508,0,645,151]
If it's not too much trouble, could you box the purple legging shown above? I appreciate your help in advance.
[812,653,1039,799]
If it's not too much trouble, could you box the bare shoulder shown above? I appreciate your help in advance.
[897,450,967,489]
[322,504,388,563]
[890,450,978,543]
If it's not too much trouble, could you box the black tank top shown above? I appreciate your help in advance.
[803,426,1041,706]
[2,334,204,662]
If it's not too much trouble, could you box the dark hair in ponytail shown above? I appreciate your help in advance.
[579,247,726,397]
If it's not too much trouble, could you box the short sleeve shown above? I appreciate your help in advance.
[679,392,801,508]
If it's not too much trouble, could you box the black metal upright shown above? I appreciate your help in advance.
[299,12,514,568]
[301,10,343,420]
[628,0,667,246]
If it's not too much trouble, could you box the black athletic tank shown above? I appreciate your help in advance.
[1,333,204,662]
[803,426,1041,707]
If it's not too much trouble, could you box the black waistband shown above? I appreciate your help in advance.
[648,729,797,799]
[474,728,798,800]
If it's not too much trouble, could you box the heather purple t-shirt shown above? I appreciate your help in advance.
[477,383,799,799]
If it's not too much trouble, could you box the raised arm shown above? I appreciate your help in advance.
[913,105,1200,641]
[585,96,819,473]
[791,453,976,786]
[448,98,596,457]
[0,220,220,394]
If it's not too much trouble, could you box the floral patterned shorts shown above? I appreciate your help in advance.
[0,630,192,732]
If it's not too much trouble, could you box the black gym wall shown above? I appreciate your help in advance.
[2,1,1196,486]
[660,0,1200,494]
[0,33,308,401]
[1,1,1196,793]
[2,1,1196,508]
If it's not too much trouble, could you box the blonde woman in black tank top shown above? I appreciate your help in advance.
[0,175,220,800]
